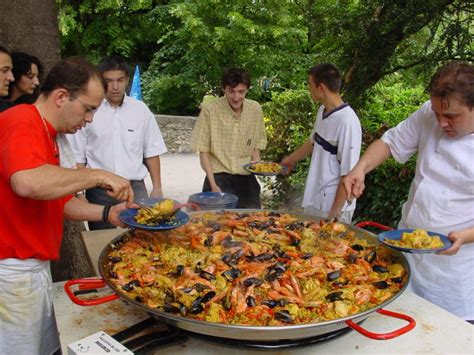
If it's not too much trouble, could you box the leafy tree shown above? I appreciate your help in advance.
[56,0,173,63]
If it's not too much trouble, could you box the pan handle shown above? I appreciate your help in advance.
[64,278,119,306]
[356,221,393,231]
[346,309,416,340]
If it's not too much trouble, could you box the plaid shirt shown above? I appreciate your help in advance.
[191,97,267,174]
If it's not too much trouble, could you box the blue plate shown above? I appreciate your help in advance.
[243,162,288,176]
[119,209,189,231]
[377,229,452,254]
[188,192,238,206]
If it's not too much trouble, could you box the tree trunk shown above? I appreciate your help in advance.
[0,0,61,73]
[0,0,94,281]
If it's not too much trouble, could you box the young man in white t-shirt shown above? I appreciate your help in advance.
[281,63,361,223]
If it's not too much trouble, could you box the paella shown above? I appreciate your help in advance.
[106,211,407,326]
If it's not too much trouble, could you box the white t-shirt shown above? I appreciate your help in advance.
[302,104,361,212]
[382,100,474,319]
[68,95,167,180]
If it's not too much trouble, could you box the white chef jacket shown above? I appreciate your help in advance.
[302,104,361,212]
[68,95,167,180]
[382,100,474,320]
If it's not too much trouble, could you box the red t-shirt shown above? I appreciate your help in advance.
[0,104,72,260]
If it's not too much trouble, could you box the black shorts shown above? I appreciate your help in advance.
[202,173,261,209]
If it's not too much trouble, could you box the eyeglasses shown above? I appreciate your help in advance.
[74,96,98,115]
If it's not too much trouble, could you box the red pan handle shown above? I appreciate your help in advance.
[346,308,416,340]
[64,278,119,306]
[356,221,393,231]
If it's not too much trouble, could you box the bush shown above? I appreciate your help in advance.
[261,80,428,227]
[261,89,317,209]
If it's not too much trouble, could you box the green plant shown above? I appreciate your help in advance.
[260,89,316,209]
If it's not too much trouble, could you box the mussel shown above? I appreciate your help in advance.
[275,310,294,323]
[391,277,403,284]
[199,271,216,281]
[122,280,140,291]
[200,291,216,304]
[243,277,264,287]
[109,256,122,263]
[221,268,241,282]
[325,291,344,302]
[365,250,377,263]
[327,269,341,281]
[194,283,210,292]
[373,281,389,289]
[351,244,364,251]
[246,296,257,307]
[372,265,389,274]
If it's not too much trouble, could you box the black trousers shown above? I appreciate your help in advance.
[86,179,148,230]
[203,173,261,209]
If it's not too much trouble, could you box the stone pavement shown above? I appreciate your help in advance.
[145,153,205,203]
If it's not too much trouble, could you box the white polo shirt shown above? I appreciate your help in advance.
[68,95,167,180]
[382,100,474,319]
[302,104,361,212]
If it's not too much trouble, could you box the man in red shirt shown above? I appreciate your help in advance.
[0,56,135,354]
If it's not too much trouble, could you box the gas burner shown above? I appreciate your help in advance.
[184,325,355,350]
[111,317,360,351]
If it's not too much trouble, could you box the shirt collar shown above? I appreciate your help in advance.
[104,94,128,109]
[323,103,349,120]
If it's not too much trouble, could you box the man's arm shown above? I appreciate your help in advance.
[250,149,261,163]
[63,196,129,228]
[328,180,349,219]
[144,155,163,198]
[342,139,392,199]
[199,152,220,192]
[280,140,313,173]
[10,164,134,203]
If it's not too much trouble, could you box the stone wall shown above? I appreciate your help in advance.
[155,114,197,154]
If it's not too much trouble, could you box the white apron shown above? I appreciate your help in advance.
[398,221,474,320]
[0,258,60,355]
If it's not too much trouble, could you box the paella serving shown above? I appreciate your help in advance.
[384,229,444,249]
[106,211,407,326]
[243,162,287,176]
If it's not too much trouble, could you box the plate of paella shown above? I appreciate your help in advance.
[119,198,190,231]
[243,162,288,176]
[377,229,452,254]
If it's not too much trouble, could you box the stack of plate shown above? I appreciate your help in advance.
[188,192,238,211]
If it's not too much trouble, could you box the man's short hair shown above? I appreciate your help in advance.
[98,55,130,77]
[40,56,104,97]
[428,61,474,108]
[221,68,251,89]
[308,63,342,93]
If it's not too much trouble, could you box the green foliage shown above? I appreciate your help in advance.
[352,79,427,226]
[141,0,312,114]
[260,89,316,209]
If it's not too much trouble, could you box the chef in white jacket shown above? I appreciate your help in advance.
[343,61,474,322]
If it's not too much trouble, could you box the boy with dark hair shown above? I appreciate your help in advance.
[68,55,167,229]
[191,67,267,208]
[344,60,474,321]
[281,63,361,222]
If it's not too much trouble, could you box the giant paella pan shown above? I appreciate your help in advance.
[66,210,415,341]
